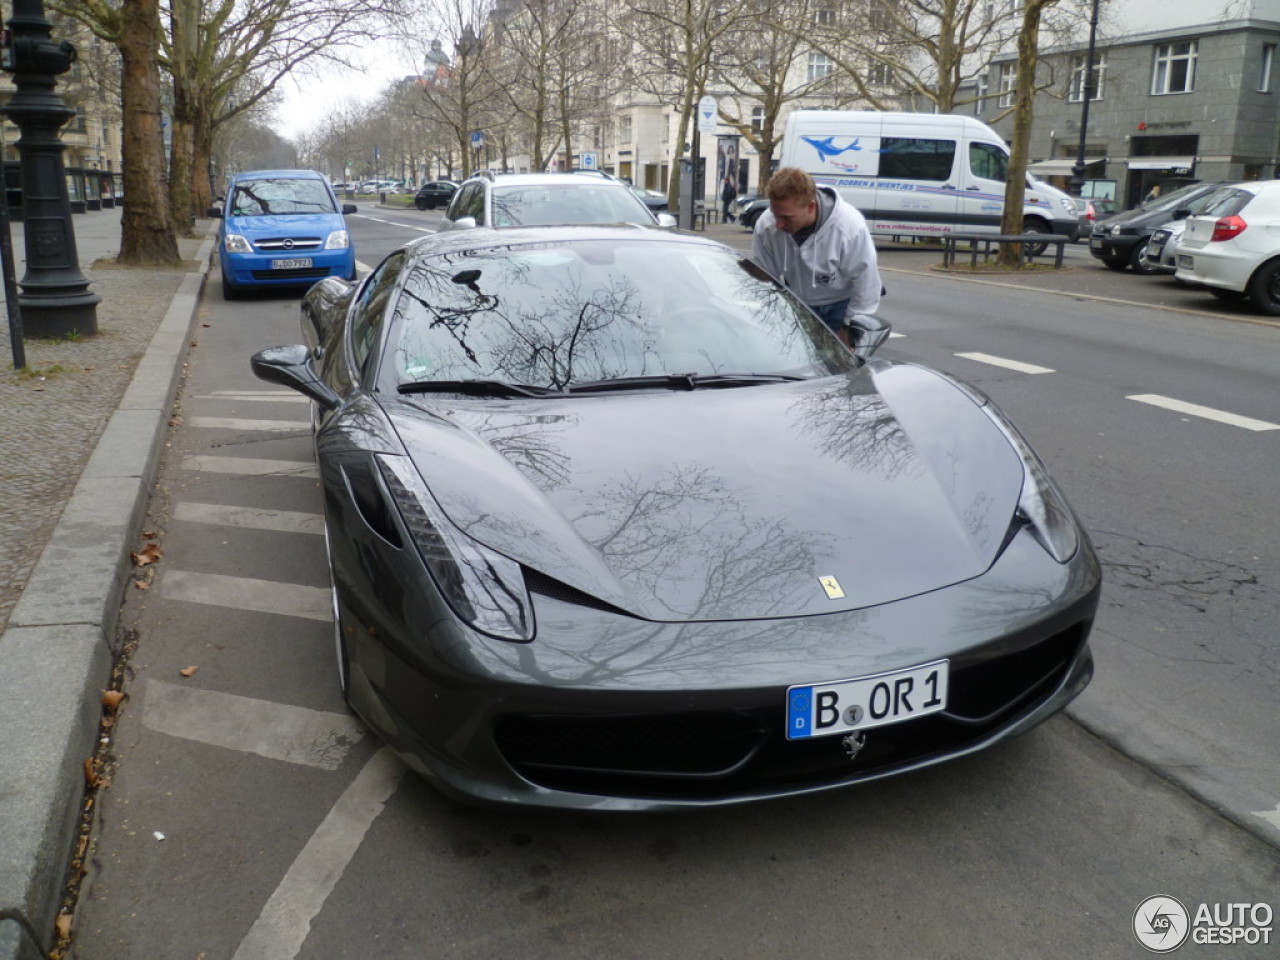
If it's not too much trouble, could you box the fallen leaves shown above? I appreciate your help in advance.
[82,757,102,788]
[179,665,199,677]
[130,542,163,567]
[55,913,72,940]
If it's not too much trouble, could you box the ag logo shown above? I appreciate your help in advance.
[1133,895,1190,953]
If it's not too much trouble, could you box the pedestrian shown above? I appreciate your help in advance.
[720,173,738,224]
[750,167,881,347]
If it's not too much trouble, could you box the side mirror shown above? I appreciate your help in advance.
[250,345,341,410]
[342,203,358,214]
[847,313,892,361]
[656,213,678,228]
[451,216,477,230]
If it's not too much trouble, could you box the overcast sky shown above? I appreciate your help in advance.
[272,41,419,141]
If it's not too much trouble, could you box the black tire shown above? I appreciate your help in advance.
[1246,260,1280,316]
[1102,258,1128,272]
[1208,287,1248,304]
[1022,218,1050,257]
[221,274,245,300]
[414,199,428,210]
[1130,239,1160,275]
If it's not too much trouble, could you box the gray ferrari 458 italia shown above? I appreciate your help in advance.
[251,224,1100,811]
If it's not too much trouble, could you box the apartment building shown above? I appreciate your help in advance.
[977,0,1280,206]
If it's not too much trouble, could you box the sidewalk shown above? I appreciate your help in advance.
[0,206,214,960]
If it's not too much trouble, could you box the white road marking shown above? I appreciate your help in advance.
[1126,394,1280,432]
[187,416,309,432]
[955,352,1055,374]
[181,455,318,479]
[174,502,324,536]
[195,391,308,404]
[232,748,405,960]
[161,570,331,621]
[143,680,363,770]
[1252,801,1280,832]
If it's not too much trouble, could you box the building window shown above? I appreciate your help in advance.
[1260,44,1275,93]
[997,63,1016,107]
[807,53,834,83]
[814,7,835,26]
[868,61,893,87]
[619,114,632,143]
[1151,40,1197,95]
[975,74,989,115]
[1068,53,1105,102]
[751,105,765,133]
[869,0,893,32]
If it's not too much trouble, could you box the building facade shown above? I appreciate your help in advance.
[979,4,1280,206]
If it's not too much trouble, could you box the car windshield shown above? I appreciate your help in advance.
[382,239,858,392]
[1143,182,1211,213]
[231,177,336,216]
[489,184,654,226]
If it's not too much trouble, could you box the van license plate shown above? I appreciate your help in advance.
[1178,255,1193,268]
[786,660,949,739]
[271,258,313,270]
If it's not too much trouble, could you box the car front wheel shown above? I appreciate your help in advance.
[1022,217,1049,257]
[1130,240,1160,275]
[1246,260,1280,315]
[415,199,428,210]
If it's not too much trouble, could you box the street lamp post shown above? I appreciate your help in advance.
[1069,0,1102,198]
[0,0,100,338]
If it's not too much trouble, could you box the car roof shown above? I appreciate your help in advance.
[467,172,625,188]
[403,223,722,260]
[231,169,326,181]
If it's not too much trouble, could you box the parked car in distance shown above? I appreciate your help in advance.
[441,171,675,230]
[1141,220,1191,276]
[1073,197,1118,239]
[360,179,400,194]
[738,197,769,230]
[414,180,459,210]
[1088,181,1228,273]
[250,223,1099,810]
[208,168,356,300]
[629,185,669,212]
[1175,179,1280,314]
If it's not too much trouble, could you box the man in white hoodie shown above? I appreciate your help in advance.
[751,167,881,347]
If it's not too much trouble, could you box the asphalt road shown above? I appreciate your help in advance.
[69,209,1279,960]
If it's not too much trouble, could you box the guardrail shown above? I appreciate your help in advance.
[941,233,1069,269]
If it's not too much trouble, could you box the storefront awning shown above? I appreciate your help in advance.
[1126,157,1196,171]
[1027,157,1104,176]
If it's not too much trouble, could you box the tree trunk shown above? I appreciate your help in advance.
[118,0,180,265]
[997,0,1052,268]
[192,102,215,214]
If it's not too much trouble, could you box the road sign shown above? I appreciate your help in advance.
[697,95,717,135]
[470,131,483,146]
[580,152,598,170]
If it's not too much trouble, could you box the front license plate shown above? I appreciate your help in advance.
[271,257,313,270]
[1178,255,1193,268]
[786,660,949,740]
[1089,237,1103,250]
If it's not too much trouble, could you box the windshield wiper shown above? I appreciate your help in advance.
[564,373,806,394]
[398,379,563,398]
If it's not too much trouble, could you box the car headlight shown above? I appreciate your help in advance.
[224,233,252,253]
[375,454,534,641]
[1059,197,1077,216]
[978,406,1080,563]
[325,230,350,250]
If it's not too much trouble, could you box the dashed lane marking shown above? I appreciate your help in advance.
[174,502,324,535]
[187,416,309,432]
[232,748,405,960]
[143,680,363,770]
[161,570,331,621]
[1126,394,1280,432]
[954,352,1056,374]
[195,391,308,403]
[181,455,318,478]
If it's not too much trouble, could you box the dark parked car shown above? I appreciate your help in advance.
[251,224,1100,810]
[1088,181,1228,273]
[414,180,459,210]
[738,196,769,230]
[629,185,669,212]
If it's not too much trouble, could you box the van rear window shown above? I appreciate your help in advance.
[879,138,956,181]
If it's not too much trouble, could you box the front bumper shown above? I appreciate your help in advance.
[1088,232,1141,262]
[221,248,355,288]
[336,527,1102,810]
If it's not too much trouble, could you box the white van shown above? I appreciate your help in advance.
[779,111,1079,241]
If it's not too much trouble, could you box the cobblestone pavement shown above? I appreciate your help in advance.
[0,217,212,633]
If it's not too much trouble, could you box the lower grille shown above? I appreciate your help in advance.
[250,267,330,280]
[493,624,1088,801]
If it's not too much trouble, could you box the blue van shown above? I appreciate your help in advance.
[209,169,357,299]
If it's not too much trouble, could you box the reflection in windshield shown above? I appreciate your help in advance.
[231,178,337,216]
[386,240,856,391]
[490,184,653,226]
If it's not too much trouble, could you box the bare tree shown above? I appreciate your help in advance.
[621,0,745,207]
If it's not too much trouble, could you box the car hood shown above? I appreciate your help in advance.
[225,212,345,239]
[385,364,1026,622]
